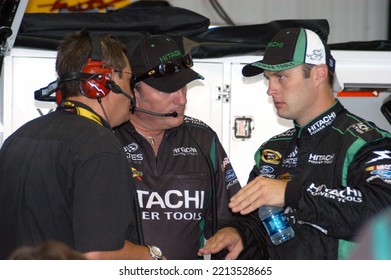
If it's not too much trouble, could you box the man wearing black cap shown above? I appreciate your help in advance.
[198,28,391,259]
[114,35,251,260]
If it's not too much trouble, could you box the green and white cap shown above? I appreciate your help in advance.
[242,28,335,77]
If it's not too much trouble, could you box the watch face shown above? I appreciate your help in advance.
[151,246,162,256]
[148,245,162,259]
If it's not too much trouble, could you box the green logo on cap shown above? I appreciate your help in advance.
[267,41,284,48]
[159,50,183,62]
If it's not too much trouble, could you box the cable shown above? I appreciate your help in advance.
[209,0,235,25]
[97,96,113,131]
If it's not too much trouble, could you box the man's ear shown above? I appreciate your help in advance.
[314,64,328,85]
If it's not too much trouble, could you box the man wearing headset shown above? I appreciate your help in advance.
[114,35,266,260]
[0,29,156,260]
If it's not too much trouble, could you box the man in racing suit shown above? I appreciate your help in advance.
[114,35,265,259]
[197,27,391,259]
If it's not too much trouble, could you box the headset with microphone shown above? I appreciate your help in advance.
[108,82,178,118]
[35,34,116,103]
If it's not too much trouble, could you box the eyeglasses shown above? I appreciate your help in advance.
[132,53,194,84]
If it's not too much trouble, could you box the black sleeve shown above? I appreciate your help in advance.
[215,212,270,260]
[248,164,261,183]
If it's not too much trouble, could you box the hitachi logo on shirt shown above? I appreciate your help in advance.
[173,146,198,156]
[137,190,205,209]
[308,153,335,164]
[307,112,336,135]
[307,183,363,203]
[137,190,205,221]
[159,50,182,62]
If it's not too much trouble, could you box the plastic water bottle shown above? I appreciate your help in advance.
[258,205,295,245]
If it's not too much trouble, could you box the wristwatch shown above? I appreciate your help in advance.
[147,245,163,260]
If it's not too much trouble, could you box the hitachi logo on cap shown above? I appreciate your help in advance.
[267,41,284,48]
[159,50,182,62]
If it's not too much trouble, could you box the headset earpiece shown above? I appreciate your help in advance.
[79,59,112,99]
[79,35,113,99]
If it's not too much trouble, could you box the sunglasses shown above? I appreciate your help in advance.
[132,53,194,84]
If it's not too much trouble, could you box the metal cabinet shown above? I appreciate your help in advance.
[0,48,57,145]
[189,57,291,185]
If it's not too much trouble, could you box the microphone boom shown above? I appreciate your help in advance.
[135,108,178,118]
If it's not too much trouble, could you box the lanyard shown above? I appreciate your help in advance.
[60,101,103,126]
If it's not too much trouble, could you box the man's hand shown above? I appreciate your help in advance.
[229,176,287,215]
[198,227,243,260]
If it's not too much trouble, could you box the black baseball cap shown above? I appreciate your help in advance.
[130,35,203,93]
[242,28,335,77]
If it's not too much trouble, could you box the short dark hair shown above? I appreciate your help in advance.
[56,29,127,99]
